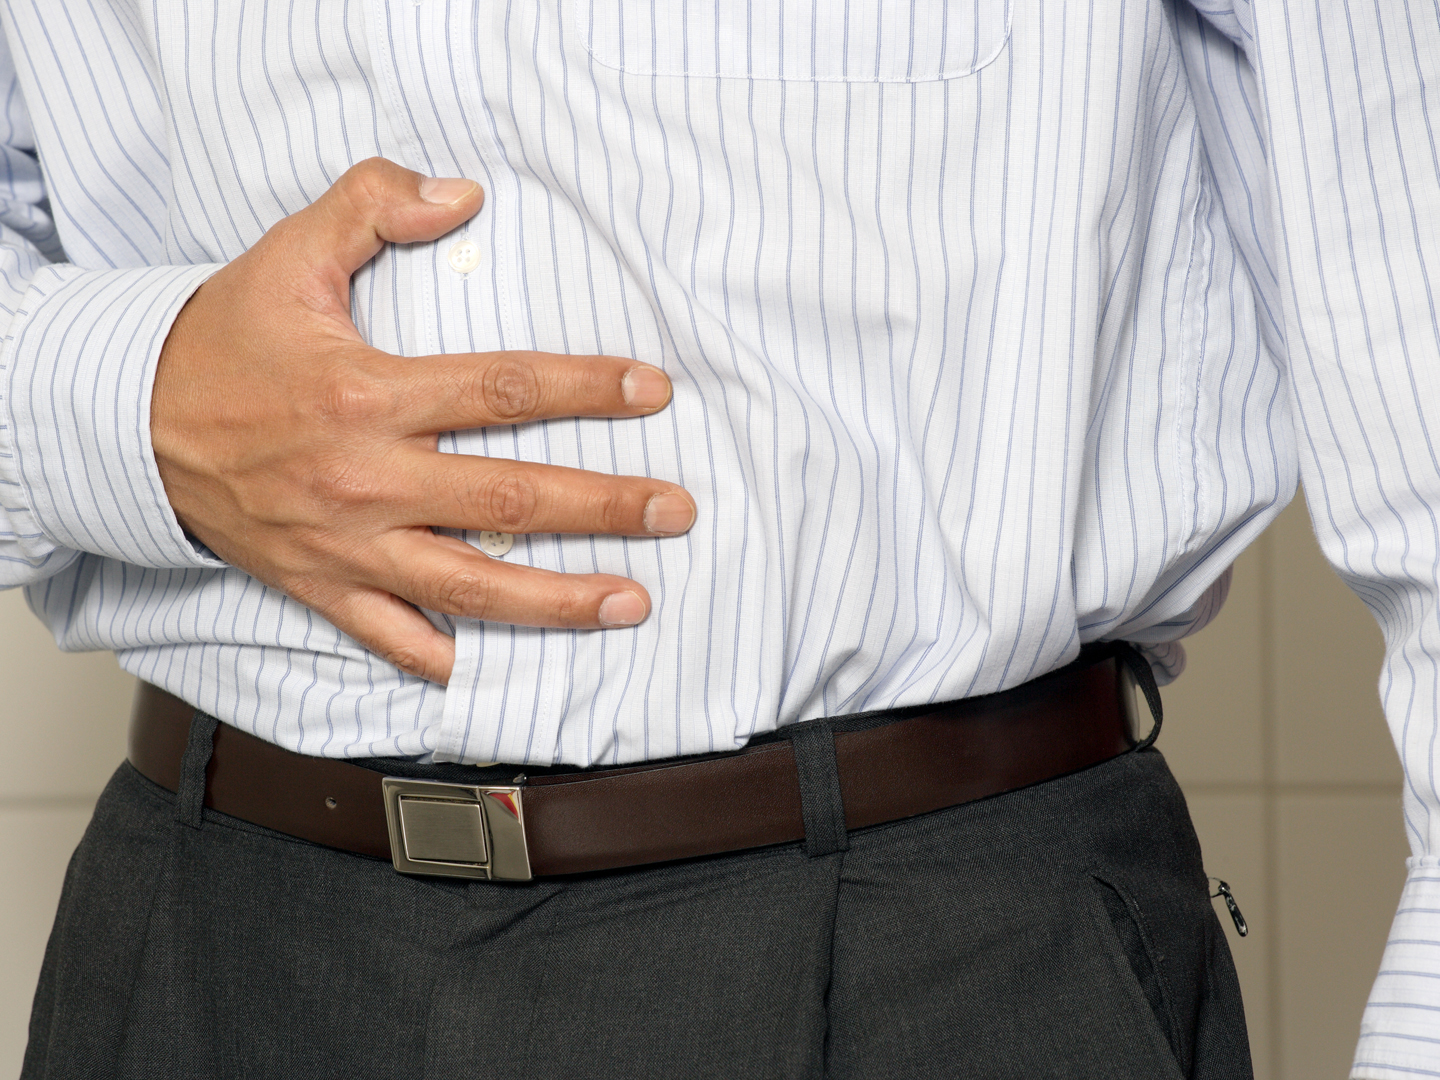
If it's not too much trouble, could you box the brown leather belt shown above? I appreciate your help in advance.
[128,649,1138,880]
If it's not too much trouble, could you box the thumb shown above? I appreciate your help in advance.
[291,157,484,283]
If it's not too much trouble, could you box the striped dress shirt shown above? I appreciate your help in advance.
[0,0,1435,1072]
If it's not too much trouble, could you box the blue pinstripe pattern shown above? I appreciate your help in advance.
[0,2,1435,1070]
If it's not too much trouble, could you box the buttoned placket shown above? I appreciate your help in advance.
[373,0,568,763]
[442,234,511,559]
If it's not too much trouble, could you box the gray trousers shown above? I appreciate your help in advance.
[23,731,1251,1079]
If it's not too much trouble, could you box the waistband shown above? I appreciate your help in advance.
[127,643,1153,881]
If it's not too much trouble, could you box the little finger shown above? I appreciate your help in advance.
[320,586,460,684]
[383,530,652,629]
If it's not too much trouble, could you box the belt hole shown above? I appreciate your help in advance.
[325,796,338,809]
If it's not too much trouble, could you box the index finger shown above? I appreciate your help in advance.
[393,351,672,433]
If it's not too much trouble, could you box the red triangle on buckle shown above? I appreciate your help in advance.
[486,791,520,819]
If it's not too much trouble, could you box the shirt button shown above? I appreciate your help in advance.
[447,239,480,274]
[477,530,513,557]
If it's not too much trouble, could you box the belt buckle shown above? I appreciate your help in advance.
[381,777,532,881]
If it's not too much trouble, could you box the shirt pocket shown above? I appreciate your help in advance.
[575,0,1011,82]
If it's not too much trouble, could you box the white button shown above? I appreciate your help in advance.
[447,239,480,274]
[477,531,513,557]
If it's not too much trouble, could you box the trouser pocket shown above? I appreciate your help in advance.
[1086,869,1255,1080]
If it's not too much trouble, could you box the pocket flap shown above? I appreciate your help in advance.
[577,0,1011,82]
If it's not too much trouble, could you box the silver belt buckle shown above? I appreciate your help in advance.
[381,777,532,881]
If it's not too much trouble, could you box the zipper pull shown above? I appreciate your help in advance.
[1209,878,1248,937]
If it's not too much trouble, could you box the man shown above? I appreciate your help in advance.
[2,0,1436,1076]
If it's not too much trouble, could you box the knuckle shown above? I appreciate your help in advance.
[551,590,591,626]
[593,486,635,531]
[478,358,542,421]
[432,566,494,615]
[351,156,391,178]
[311,368,389,426]
[384,642,430,678]
[334,156,385,198]
[335,158,390,216]
[478,472,540,531]
[307,453,378,507]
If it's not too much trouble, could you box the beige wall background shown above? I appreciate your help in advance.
[0,494,1408,1078]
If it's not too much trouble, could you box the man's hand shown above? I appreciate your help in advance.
[151,158,694,685]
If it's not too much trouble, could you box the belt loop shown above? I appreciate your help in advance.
[1115,643,1163,751]
[174,710,219,829]
[790,721,849,858]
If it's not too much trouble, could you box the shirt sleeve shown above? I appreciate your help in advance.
[0,27,223,587]
[1179,3,1440,1076]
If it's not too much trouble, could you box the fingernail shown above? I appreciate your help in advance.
[598,590,647,627]
[643,492,696,535]
[621,365,672,410]
[419,176,479,205]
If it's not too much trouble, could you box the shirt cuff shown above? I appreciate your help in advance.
[1,261,226,570]
[1353,859,1440,1078]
